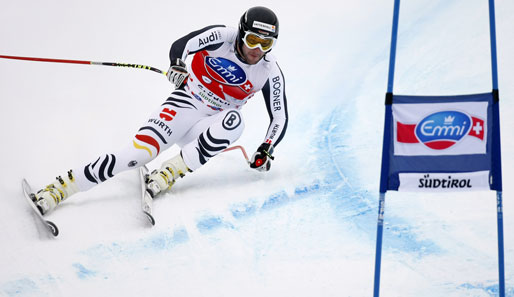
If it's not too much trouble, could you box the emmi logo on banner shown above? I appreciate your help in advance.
[415,111,484,150]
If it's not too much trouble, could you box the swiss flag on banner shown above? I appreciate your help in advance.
[469,117,485,140]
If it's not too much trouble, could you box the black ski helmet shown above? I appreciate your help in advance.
[238,6,279,41]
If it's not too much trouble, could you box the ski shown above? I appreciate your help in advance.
[139,165,155,226]
[21,179,59,236]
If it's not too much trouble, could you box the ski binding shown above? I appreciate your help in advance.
[139,166,155,225]
[21,179,59,236]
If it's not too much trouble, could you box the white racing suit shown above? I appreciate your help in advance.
[72,25,288,192]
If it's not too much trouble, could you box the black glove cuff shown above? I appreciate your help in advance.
[258,143,274,160]
[170,58,186,68]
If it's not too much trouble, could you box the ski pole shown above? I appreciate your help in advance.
[2,55,255,165]
[222,145,250,164]
[0,54,167,76]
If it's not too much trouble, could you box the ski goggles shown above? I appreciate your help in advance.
[242,31,276,52]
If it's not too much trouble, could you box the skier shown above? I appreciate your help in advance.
[32,6,288,215]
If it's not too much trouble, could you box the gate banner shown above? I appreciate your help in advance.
[384,93,498,192]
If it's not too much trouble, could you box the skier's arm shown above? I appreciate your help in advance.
[169,25,226,62]
[262,62,288,147]
[250,62,288,172]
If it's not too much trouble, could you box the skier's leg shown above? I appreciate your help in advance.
[146,109,245,196]
[181,109,245,170]
[34,89,204,214]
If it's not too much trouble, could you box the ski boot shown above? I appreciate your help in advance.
[146,154,190,197]
[34,170,79,215]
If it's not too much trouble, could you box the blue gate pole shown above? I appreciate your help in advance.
[497,191,505,297]
[373,192,387,297]
[386,0,401,94]
[488,0,499,90]
[488,0,505,296]
[374,1,401,296]
[374,102,393,297]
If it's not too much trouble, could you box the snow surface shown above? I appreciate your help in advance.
[1,0,513,296]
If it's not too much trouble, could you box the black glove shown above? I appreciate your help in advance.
[166,58,188,88]
[250,143,274,172]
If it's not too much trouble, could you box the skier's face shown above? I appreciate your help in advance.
[241,44,265,65]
